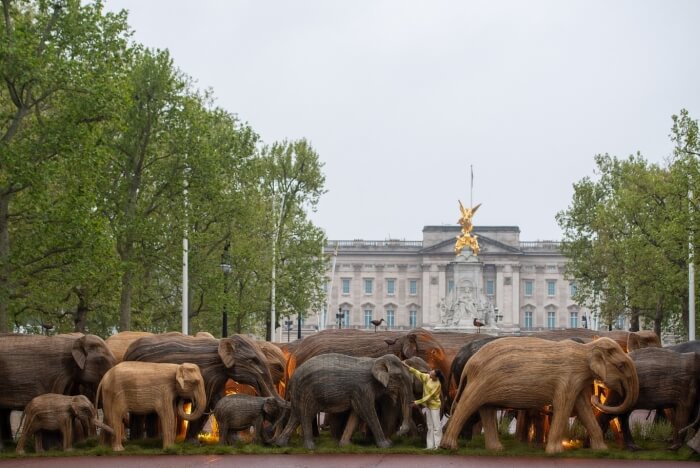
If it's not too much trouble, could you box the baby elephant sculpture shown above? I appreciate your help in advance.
[16,394,113,455]
[97,361,206,451]
[214,394,290,444]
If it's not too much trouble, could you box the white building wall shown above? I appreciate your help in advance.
[309,226,591,334]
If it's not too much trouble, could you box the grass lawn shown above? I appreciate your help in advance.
[2,424,699,461]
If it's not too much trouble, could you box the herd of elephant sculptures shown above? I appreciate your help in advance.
[0,327,699,455]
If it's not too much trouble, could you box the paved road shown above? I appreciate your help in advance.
[0,455,695,468]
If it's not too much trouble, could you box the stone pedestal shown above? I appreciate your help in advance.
[435,252,499,334]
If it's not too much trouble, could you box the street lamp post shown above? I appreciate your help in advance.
[285,319,293,342]
[336,307,345,329]
[220,242,232,338]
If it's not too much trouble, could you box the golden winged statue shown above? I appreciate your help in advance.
[455,201,481,256]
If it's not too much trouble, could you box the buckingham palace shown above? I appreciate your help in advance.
[309,225,600,335]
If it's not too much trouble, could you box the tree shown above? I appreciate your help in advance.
[257,139,327,340]
[670,109,700,338]
[0,0,130,332]
[99,47,204,331]
[557,121,692,338]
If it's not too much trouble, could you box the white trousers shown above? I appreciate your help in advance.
[425,408,442,449]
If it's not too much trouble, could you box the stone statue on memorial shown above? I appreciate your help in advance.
[455,200,481,256]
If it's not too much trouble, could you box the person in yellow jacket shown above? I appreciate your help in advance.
[403,362,445,449]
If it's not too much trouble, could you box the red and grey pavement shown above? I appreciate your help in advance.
[0,455,695,467]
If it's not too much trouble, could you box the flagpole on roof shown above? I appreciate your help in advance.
[470,164,474,208]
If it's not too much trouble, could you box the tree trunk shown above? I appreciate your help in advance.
[629,307,640,332]
[119,269,133,331]
[73,286,88,333]
[654,302,663,340]
[0,192,10,333]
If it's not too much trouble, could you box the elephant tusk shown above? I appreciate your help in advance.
[94,418,114,435]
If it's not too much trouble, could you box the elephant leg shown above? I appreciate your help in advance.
[545,396,577,454]
[440,390,481,450]
[339,411,360,446]
[515,409,528,442]
[273,411,299,446]
[184,415,207,442]
[669,404,688,450]
[62,419,73,451]
[218,421,229,445]
[353,400,390,448]
[0,409,11,446]
[129,414,145,440]
[301,413,316,450]
[35,430,45,453]
[574,394,607,450]
[618,412,641,451]
[15,423,30,455]
[158,409,176,449]
[110,411,126,452]
[480,407,503,451]
[326,412,348,440]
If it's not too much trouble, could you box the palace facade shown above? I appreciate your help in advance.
[305,225,601,336]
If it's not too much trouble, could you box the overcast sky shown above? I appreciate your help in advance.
[105,0,700,242]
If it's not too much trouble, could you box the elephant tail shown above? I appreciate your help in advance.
[680,408,700,436]
[95,378,104,410]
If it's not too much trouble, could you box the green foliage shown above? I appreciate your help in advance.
[556,110,700,339]
[0,1,328,337]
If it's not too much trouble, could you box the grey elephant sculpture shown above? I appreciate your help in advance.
[214,394,290,445]
[16,394,113,454]
[326,355,431,443]
[274,353,414,449]
[441,337,639,453]
[0,333,116,448]
[598,346,700,450]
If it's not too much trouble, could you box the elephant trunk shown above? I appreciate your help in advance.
[591,360,639,414]
[396,372,413,437]
[94,418,114,435]
[178,382,207,421]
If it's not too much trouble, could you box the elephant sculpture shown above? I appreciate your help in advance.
[97,361,206,451]
[274,353,414,449]
[105,331,154,363]
[285,328,449,391]
[123,333,282,440]
[667,340,700,354]
[214,394,290,445]
[16,394,113,454]
[441,337,639,453]
[326,355,431,443]
[0,333,116,447]
[255,340,287,394]
[598,347,700,450]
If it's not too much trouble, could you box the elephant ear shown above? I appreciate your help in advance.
[176,365,187,390]
[262,397,278,416]
[218,339,236,369]
[371,357,391,388]
[71,336,88,370]
[71,398,82,416]
[401,333,418,359]
[589,346,608,382]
